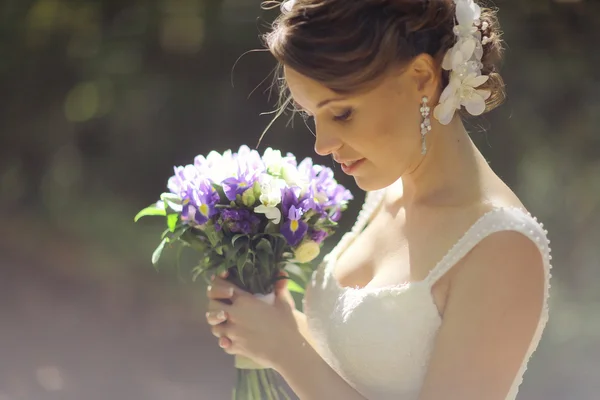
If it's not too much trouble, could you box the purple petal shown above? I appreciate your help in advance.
[281,218,308,246]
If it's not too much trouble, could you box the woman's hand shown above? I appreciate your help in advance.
[205,271,302,370]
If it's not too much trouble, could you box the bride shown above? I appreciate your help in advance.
[205,0,552,399]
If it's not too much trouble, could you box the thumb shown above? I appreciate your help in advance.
[274,271,289,296]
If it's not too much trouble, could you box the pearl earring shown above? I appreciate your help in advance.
[420,96,432,155]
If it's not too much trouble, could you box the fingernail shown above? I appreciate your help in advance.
[216,310,226,320]
[227,287,234,297]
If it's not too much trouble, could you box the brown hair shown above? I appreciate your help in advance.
[262,0,505,120]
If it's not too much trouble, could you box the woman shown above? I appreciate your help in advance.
[205,0,552,399]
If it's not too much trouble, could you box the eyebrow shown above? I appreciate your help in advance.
[294,97,348,113]
[317,97,348,109]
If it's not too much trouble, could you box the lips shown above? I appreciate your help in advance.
[334,157,362,167]
[338,158,366,175]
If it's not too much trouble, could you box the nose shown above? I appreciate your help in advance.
[313,123,342,156]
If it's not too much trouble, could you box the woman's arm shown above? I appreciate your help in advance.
[418,231,546,400]
[274,321,368,400]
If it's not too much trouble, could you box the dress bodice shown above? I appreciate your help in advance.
[303,190,552,400]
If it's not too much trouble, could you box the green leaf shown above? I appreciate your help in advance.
[232,234,248,247]
[287,279,305,294]
[134,204,166,222]
[204,224,222,248]
[160,193,182,204]
[167,213,178,232]
[192,265,204,282]
[175,244,186,283]
[255,249,270,270]
[211,183,227,202]
[255,238,272,254]
[216,263,230,277]
[152,238,167,266]
[265,222,280,234]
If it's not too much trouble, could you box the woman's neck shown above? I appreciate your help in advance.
[401,117,489,209]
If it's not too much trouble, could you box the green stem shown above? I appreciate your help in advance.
[259,369,276,400]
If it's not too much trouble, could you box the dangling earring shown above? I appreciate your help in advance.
[420,96,432,155]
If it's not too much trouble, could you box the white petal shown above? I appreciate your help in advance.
[474,41,484,61]
[267,208,282,224]
[459,39,476,62]
[455,0,478,27]
[442,48,454,71]
[464,74,489,88]
[463,94,487,116]
[254,205,282,224]
[471,2,482,20]
[476,89,492,100]
[451,50,465,71]
[438,80,457,104]
[433,100,457,125]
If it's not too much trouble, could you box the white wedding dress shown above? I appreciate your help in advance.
[303,189,552,400]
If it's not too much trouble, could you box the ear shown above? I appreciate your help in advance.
[407,54,439,97]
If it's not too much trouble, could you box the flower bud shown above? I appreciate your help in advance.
[293,240,321,263]
[252,181,261,198]
[242,189,256,207]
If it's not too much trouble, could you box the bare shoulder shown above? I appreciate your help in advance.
[418,210,550,399]
[453,226,547,293]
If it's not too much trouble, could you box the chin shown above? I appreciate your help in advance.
[353,173,398,192]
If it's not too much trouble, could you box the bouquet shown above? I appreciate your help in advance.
[135,145,353,399]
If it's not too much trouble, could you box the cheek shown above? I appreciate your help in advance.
[369,100,416,148]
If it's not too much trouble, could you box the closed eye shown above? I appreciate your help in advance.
[333,108,353,122]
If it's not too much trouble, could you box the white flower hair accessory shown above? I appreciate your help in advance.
[280,0,296,13]
[433,0,492,125]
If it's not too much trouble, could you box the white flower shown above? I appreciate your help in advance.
[254,204,282,224]
[281,163,307,188]
[253,174,285,224]
[203,150,235,183]
[262,148,284,175]
[433,72,491,125]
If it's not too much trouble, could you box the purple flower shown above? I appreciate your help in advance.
[222,175,253,201]
[281,205,308,246]
[181,180,219,225]
[281,186,302,217]
[221,146,265,201]
[310,229,328,244]
[167,165,199,197]
[218,207,261,234]
[296,157,353,217]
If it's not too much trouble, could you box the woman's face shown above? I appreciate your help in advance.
[284,63,430,191]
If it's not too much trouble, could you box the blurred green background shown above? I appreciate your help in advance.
[0,0,598,399]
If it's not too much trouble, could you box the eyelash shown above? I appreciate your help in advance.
[295,104,353,123]
[333,108,353,122]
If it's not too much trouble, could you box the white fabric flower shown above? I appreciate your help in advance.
[433,0,490,125]
[455,0,481,28]
[433,73,491,125]
[442,31,483,71]
[281,0,296,13]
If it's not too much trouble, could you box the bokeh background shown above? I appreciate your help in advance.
[1,0,599,399]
